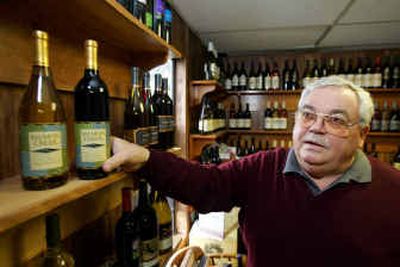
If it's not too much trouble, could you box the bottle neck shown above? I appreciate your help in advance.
[138,180,149,207]
[122,188,132,213]
[85,40,98,71]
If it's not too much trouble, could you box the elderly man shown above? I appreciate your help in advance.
[103,76,400,267]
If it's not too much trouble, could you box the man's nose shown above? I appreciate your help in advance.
[309,116,327,133]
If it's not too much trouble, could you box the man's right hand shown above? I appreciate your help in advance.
[102,136,150,173]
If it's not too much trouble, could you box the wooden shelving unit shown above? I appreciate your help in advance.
[227,129,292,135]
[0,172,128,234]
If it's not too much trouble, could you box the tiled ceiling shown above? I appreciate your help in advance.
[172,0,400,54]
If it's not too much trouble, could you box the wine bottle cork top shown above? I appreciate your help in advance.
[33,30,48,40]
[85,39,98,47]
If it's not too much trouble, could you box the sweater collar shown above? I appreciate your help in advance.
[283,148,372,195]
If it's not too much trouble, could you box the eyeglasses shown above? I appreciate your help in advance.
[296,108,359,137]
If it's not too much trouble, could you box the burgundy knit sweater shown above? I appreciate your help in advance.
[141,148,400,267]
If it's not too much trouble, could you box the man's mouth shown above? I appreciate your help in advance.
[303,140,326,148]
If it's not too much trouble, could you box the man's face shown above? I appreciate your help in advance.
[292,86,367,178]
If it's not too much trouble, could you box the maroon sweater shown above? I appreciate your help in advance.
[141,148,400,267]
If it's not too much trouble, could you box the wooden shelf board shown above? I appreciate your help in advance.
[227,129,292,135]
[368,132,400,137]
[191,80,223,87]
[227,90,302,95]
[190,131,227,140]
[0,172,129,234]
[224,88,400,95]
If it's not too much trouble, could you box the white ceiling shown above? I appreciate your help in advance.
[172,0,400,54]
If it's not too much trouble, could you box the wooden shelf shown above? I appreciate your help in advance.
[368,132,400,137]
[0,0,182,92]
[227,90,302,95]
[191,80,224,89]
[227,129,292,135]
[0,172,129,234]
[190,130,227,140]
[225,88,400,95]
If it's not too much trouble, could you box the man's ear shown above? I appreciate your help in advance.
[359,126,369,148]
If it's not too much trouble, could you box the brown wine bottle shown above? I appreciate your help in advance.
[19,30,69,190]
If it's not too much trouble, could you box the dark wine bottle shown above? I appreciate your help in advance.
[163,0,172,43]
[153,0,165,38]
[124,67,149,146]
[144,73,158,147]
[239,62,247,91]
[33,213,75,266]
[282,59,290,90]
[19,30,69,190]
[74,40,110,180]
[145,0,153,30]
[134,180,159,267]
[290,59,299,90]
[116,188,140,267]
[163,78,175,148]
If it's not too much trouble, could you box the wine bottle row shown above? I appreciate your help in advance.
[19,30,175,191]
[210,54,400,91]
[370,100,400,132]
[115,180,172,267]
[124,68,175,149]
[117,0,173,43]
[20,30,110,190]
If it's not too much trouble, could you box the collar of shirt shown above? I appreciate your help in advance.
[283,148,372,196]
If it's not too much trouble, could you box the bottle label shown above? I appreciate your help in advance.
[282,118,288,129]
[244,118,252,129]
[271,118,278,129]
[158,115,174,133]
[146,12,153,28]
[237,118,244,129]
[159,222,172,253]
[381,120,389,132]
[256,76,263,90]
[148,126,159,145]
[164,9,172,23]
[264,117,272,129]
[354,74,363,86]
[264,76,272,90]
[140,238,159,267]
[248,77,256,90]
[272,76,280,89]
[155,0,164,15]
[232,75,239,87]
[225,78,232,90]
[389,119,400,131]
[371,119,381,131]
[239,74,247,87]
[75,121,110,169]
[394,162,400,171]
[229,118,237,128]
[20,123,68,178]
[124,127,149,145]
[373,73,382,88]
[210,63,218,80]
[198,119,209,133]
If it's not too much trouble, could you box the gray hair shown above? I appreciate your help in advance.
[298,76,374,128]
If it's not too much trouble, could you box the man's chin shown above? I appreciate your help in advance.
[299,150,328,166]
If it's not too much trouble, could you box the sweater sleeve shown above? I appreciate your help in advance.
[138,150,268,213]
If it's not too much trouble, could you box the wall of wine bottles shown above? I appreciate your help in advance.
[192,48,400,167]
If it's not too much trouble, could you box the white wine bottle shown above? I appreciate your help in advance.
[151,190,173,257]
[19,30,69,190]
[74,40,110,179]
[30,213,75,267]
